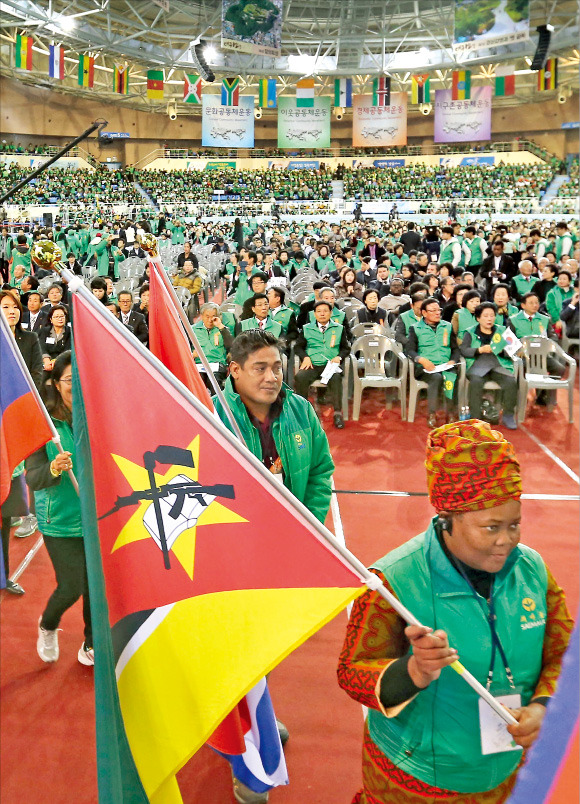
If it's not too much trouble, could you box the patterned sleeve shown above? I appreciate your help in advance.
[337,569,409,710]
[533,564,575,699]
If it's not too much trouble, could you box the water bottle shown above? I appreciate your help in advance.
[459,405,470,421]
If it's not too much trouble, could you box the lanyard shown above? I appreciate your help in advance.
[454,562,516,691]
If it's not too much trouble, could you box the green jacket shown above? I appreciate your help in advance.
[241,315,283,338]
[86,238,110,277]
[213,379,334,523]
[455,308,477,344]
[400,308,421,334]
[192,321,228,363]
[462,324,514,373]
[411,318,453,364]
[233,273,254,305]
[270,305,294,334]
[545,286,573,324]
[512,274,538,300]
[556,234,573,261]
[10,247,31,274]
[302,321,343,365]
[368,519,547,793]
[464,236,485,266]
[439,237,460,266]
[509,310,550,338]
[31,419,82,538]
[308,307,345,327]
[171,224,186,245]
[220,310,237,337]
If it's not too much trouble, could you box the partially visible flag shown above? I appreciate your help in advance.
[296,78,315,108]
[334,78,353,108]
[49,44,65,80]
[114,64,129,95]
[495,64,515,97]
[538,58,558,91]
[184,73,202,104]
[0,315,53,505]
[411,74,430,104]
[258,78,277,108]
[147,69,164,100]
[70,287,364,804]
[15,34,33,71]
[78,54,94,88]
[372,76,391,107]
[452,69,471,101]
[148,259,212,409]
[222,76,240,106]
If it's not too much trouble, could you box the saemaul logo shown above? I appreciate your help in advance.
[520,597,546,630]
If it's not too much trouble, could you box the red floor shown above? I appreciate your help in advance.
[1,387,578,804]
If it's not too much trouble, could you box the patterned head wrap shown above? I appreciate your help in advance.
[425,420,522,513]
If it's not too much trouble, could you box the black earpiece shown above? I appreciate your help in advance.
[439,517,453,534]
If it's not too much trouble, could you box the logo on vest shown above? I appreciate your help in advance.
[520,597,546,630]
[294,433,305,450]
[492,333,501,343]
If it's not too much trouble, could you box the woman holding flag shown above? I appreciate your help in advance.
[25,351,94,666]
[338,420,573,804]
[0,290,43,594]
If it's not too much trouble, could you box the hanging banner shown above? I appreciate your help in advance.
[352,93,407,148]
[453,0,529,54]
[434,86,492,143]
[201,95,255,148]
[277,96,331,149]
[221,0,283,57]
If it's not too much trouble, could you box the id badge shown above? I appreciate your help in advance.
[479,689,522,756]
[45,337,55,344]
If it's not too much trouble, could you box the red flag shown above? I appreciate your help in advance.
[148,258,212,410]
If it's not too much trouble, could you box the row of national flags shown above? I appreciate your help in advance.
[12,37,561,100]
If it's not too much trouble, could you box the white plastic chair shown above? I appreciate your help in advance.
[517,336,576,423]
[406,358,430,423]
[346,335,407,421]
[457,356,523,423]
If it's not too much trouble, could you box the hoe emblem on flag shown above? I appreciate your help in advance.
[100,440,245,576]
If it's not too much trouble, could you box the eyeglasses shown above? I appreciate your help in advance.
[58,377,73,385]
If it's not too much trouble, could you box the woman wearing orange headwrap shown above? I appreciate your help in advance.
[338,421,573,804]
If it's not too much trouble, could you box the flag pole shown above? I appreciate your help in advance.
[148,256,246,445]
[0,314,80,494]
[64,268,517,728]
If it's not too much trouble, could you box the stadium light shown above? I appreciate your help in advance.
[57,14,76,31]
[203,44,217,62]
[288,54,317,74]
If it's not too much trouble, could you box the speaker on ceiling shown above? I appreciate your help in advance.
[167,100,177,120]
[420,103,432,115]
[192,40,215,83]
[43,212,53,227]
[531,25,553,71]
[558,90,567,104]
[335,107,344,121]
[255,107,263,119]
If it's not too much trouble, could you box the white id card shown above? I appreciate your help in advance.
[479,692,522,756]
[45,337,55,344]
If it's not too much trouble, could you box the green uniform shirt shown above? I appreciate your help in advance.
[192,321,228,363]
[302,321,343,365]
[509,310,550,338]
[439,237,460,266]
[412,318,453,364]
[10,247,31,274]
[455,308,477,344]
[308,307,345,326]
[545,285,574,324]
[463,324,514,373]
[512,274,538,298]
[464,236,485,266]
[556,234,573,260]
[241,315,283,338]
[270,305,293,334]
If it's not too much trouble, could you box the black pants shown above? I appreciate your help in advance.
[468,370,517,419]
[1,474,30,576]
[414,365,457,414]
[294,364,342,411]
[41,534,92,646]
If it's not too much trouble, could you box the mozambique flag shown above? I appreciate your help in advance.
[538,58,558,91]
[258,78,277,108]
[15,34,33,71]
[147,69,164,100]
[372,76,391,107]
[184,73,202,103]
[114,64,129,94]
[78,54,94,88]
[452,69,471,100]
[495,64,515,97]
[221,76,240,106]
[411,74,430,104]
[71,288,364,804]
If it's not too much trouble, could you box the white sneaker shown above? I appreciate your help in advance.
[15,515,38,538]
[78,643,94,666]
[37,617,59,663]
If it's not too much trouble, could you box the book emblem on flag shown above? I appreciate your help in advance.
[100,441,244,576]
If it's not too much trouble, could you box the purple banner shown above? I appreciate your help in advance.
[434,86,492,143]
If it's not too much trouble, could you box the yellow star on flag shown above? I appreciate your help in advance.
[109,436,247,578]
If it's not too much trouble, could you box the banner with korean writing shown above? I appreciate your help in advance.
[453,0,529,54]
[277,96,331,149]
[352,93,407,148]
[202,94,255,148]
[221,0,282,57]
[434,86,492,143]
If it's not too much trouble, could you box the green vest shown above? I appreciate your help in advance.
[367,520,547,793]
[509,310,550,338]
[412,318,452,364]
[465,236,485,266]
[439,237,459,265]
[241,315,283,338]
[495,304,518,327]
[308,307,345,326]
[192,322,227,363]
[456,308,477,343]
[512,274,538,297]
[233,273,254,305]
[400,308,421,334]
[270,306,293,333]
[545,286,573,324]
[533,238,550,258]
[556,234,573,260]
[220,310,237,337]
[34,419,82,539]
[171,224,186,245]
[303,321,343,365]
[10,248,31,274]
[463,324,514,373]
[390,253,404,270]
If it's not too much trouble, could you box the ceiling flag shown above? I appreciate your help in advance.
[15,34,33,71]
[77,54,94,87]
[411,74,431,104]
[495,65,515,97]
[334,78,353,108]
[452,69,471,100]
[258,78,277,108]
[372,76,391,107]
[296,78,315,108]
[49,44,65,80]
[221,76,240,106]
[147,69,164,100]
[184,74,202,103]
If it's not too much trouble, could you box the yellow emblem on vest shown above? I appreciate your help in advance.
[539,324,544,333]
[442,328,448,347]
[330,333,336,347]
[444,379,453,392]
[522,597,536,612]
[214,332,220,346]
[492,333,501,343]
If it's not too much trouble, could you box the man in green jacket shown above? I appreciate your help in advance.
[239,294,283,339]
[192,302,234,388]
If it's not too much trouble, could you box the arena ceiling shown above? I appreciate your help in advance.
[0,0,578,113]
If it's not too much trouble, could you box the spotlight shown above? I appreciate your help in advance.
[420,102,432,115]
[335,106,344,121]
[191,40,216,83]
[167,100,177,120]
[255,107,263,119]
[558,91,567,104]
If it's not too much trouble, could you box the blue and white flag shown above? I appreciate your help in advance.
[215,678,289,794]
[334,78,353,107]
